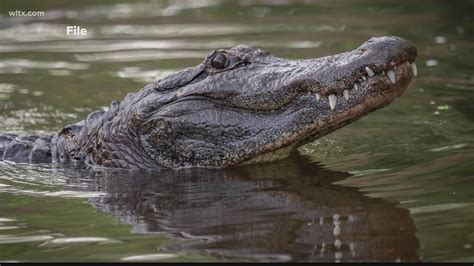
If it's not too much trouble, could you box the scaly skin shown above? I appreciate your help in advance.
[0,36,417,169]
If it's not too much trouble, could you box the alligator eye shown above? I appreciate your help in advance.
[211,52,229,69]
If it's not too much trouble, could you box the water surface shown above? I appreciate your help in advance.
[0,0,473,262]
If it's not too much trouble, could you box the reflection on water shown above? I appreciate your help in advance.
[0,0,473,262]
[0,155,420,262]
[87,154,419,262]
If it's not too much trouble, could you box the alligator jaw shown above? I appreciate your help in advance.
[240,38,417,166]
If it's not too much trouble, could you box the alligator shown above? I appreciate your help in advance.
[0,36,417,169]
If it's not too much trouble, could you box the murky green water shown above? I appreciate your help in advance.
[0,0,473,262]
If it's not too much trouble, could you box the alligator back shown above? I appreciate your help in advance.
[0,134,54,164]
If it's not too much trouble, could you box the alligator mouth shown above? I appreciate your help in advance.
[314,59,418,110]
[243,58,417,165]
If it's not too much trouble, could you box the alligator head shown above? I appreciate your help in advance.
[63,36,417,169]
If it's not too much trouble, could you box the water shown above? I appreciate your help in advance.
[0,0,473,262]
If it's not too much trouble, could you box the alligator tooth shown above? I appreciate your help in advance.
[343,89,349,100]
[362,76,367,81]
[410,62,417,76]
[315,93,321,101]
[349,242,356,257]
[386,70,396,84]
[353,83,358,90]
[328,94,337,110]
[365,66,375,77]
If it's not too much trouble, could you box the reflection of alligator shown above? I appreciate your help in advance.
[83,154,420,262]
[1,37,417,169]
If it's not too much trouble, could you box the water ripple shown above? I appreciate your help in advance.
[0,59,89,70]
[121,253,178,261]
[49,237,114,244]
[75,50,206,63]
[0,235,54,244]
